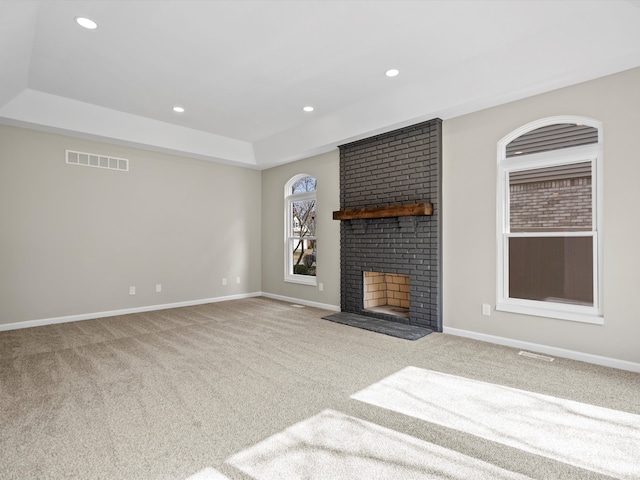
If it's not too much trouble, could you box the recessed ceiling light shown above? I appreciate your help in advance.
[75,17,98,30]
[172,106,185,113]
[303,106,314,112]
[385,69,400,77]
[514,151,523,155]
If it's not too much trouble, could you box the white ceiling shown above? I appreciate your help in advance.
[1,0,640,169]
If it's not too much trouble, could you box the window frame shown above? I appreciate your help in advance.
[284,174,317,286]
[496,116,603,324]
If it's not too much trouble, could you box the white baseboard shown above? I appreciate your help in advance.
[260,292,340,312]
[443,326,640,373]
[0,292,262,332]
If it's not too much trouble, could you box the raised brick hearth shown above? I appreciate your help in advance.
[338,119,442,331]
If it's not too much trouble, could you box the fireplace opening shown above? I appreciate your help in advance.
[363,272,410,319]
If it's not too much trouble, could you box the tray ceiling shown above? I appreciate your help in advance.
[1,0,640,168]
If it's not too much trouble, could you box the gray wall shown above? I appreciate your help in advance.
[443,66,640,364]
[0,125,261,325]
[260,151,340,308]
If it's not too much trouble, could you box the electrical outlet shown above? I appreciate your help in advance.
[482,304,491,316]
[222,278,227,286]
[236,277,241,284]
[156,284,162,293]
[129,286,136,295]
[319,283,324,291]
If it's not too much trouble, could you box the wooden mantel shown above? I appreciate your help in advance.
[332,203,433,221]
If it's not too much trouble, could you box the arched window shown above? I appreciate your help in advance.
[497,116,603,324]
[285,175,317,285]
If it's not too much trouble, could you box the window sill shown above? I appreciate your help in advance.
[284,275,317,287]
[496,302,603,325]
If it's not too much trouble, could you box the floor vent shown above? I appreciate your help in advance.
[290,304,306,308]
[66,150,129,172]
[518,351,555,362]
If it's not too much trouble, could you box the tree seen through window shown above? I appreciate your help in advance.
[285,175,317,282]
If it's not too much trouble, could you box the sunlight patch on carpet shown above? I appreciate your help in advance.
[351,367,640,480]
[184,467,231,480]
[227,409,532,480]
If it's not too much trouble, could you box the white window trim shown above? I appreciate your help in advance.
[496,116,603,324]
[284,174,317,286]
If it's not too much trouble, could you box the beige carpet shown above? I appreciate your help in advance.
[1,297,638,479]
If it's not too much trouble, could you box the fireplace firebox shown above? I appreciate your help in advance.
[363,272,410,319]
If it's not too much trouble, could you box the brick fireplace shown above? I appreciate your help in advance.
[336,119,442,331]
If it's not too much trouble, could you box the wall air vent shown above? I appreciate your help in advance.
[66,150,129,172]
